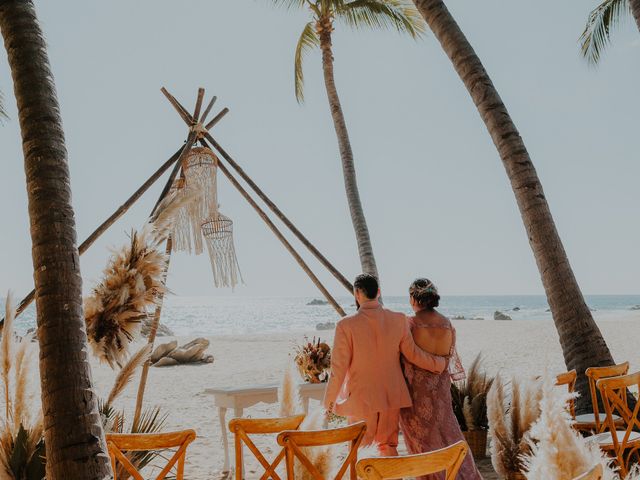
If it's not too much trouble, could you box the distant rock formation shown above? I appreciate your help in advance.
[151,337,214,367]
[631,305,640,311]
[307,299,329,306]
[494,310,512,321]
[141,318,174,337]
[512,307,520,311]
[452,315,466,320]
[316,322,335,331]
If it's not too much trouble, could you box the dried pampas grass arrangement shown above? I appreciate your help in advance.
[278,367,337,479]
[523,374,616,480]
[451,353,493,431]
[0,293,44,480]
[293,409,336,480]
[84,229,167,368]
[487,375,542,478]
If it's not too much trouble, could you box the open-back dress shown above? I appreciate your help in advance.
[399,312,482,480]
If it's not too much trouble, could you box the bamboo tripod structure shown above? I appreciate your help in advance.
[132,89,351,422]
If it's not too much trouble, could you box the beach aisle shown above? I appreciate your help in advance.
[90,318,640,479]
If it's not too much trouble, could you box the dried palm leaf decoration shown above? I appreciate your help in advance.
[201,212,242,288]
[171,146,219,254]
[84,230,167,368]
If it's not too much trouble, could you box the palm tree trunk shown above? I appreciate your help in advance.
[631,0,640,33]
[318,21,379,279]
[0,2,112,478]
[412,0,615,411]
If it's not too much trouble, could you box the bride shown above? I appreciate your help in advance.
[399,278,482,480]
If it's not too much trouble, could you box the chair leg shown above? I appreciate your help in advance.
[177,455,185,480]
[284,447,295,480]
[234,435,244,480]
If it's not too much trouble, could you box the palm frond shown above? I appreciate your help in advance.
[295,21,320,103]
[0,90,8,122]
[271,0,307,10]
[580,0,630,65]
[336,0,425,38]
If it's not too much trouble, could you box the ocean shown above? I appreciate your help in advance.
[6,295,640,336]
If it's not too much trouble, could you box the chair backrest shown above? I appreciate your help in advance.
[106,429,196,480]
[586,362,630,431]
[356,441,468,480]
[573,464,603,480]
[597,372,640,453]
[556,369,577,418]
[229,415,305,480]
[277,421,366,480]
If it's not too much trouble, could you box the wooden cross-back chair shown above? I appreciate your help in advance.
[556,369,577,419]
[106,429,196,480]
[356,441,468,480]
[277,421,366,480]
[575,362,630,433]
[229,415,305,480]
[591,372,640,477]
[572,464,603,480]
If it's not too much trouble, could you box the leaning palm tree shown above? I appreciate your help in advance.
[580,0,640,64]
[412,0,616,411]
[273,0,425,278]
[0,1,112,479]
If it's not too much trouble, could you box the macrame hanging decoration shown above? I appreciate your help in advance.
[201,212,243,288]
[171,146,219,254]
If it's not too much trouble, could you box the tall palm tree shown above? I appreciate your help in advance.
[273,0,425,278]
[412,0,616,410]
[0,1,112,478]
[580,0,640,64]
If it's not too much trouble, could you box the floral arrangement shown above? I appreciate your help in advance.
[293,337,331,384]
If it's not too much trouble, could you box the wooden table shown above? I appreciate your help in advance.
[205,382,326,473]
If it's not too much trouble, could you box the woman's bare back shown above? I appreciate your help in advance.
[411,310,453,357]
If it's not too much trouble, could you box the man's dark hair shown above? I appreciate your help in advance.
[353,274,379,299]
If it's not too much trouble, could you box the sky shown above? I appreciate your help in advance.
[0,1,639,298]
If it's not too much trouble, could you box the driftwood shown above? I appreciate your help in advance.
[151,338,214,367]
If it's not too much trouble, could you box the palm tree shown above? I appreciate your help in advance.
[274,0,425,278]
[0,1,112,478]
[412,0,616,410]
[580,0,640,64]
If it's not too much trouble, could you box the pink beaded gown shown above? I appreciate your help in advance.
[399,313,482,480]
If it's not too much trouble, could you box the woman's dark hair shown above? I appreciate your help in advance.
[353,274,379,299]
[409,278,440,310]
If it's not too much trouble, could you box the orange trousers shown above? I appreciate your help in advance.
[349,409,400,457]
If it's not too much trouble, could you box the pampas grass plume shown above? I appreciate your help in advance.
[280,362,302,417]
[523,374,616,480]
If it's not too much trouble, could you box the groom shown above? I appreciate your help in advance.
[323,274,447,456]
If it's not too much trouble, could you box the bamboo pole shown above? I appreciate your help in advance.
[132,133,197,424]
[132,236,173,428]
[200,138,346,317]
[1,144,189,328]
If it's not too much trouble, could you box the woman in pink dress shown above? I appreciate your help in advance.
[399,279,482,480]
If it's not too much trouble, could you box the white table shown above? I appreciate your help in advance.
[205,382,327,472]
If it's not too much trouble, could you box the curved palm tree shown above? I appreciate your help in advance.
[580,0,640,64]
[273,0,425,278]
[0,1,112,478]
[412,0,616,410]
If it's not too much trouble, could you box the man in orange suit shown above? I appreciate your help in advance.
[323,274,447,456]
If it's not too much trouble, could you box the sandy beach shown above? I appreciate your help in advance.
[89,316,640,479]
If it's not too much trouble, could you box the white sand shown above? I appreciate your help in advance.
[90,317,640,479]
